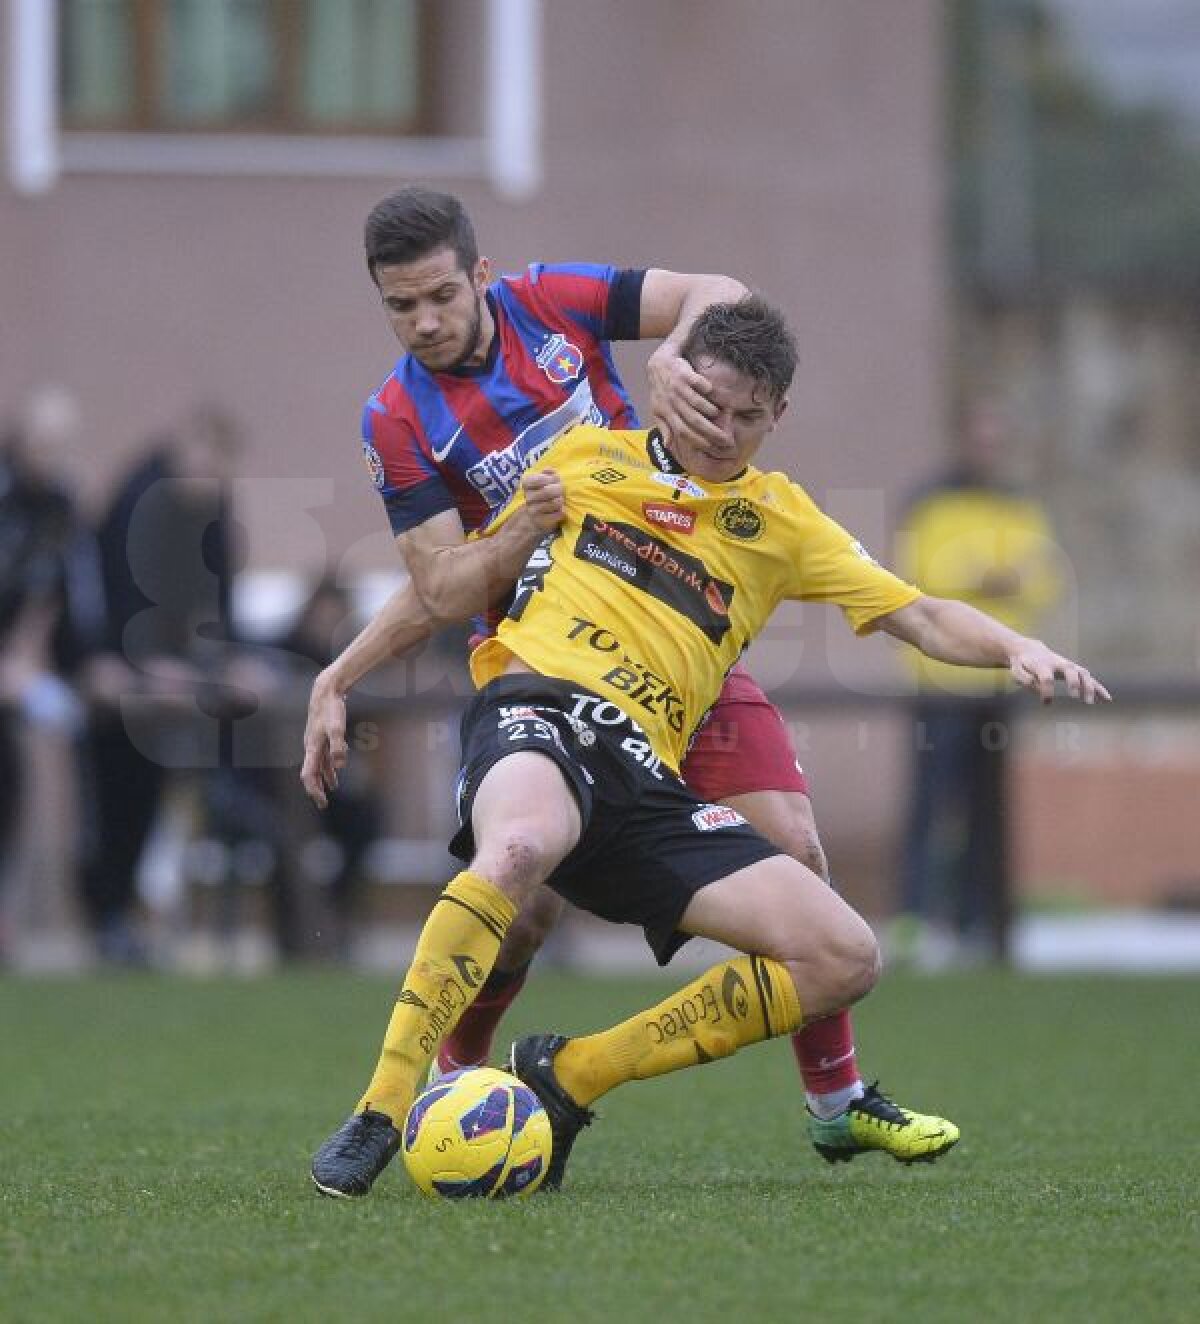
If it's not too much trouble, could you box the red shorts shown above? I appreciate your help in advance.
[681,664,809,800]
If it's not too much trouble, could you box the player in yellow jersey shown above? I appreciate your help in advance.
[307,190,959,1191]
[311,297,1108,1197]
[896,397,1064,962]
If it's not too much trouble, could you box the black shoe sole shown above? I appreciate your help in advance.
[813,1138,958,1166]
[311,1171,366,1199]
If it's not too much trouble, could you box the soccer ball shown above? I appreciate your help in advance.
[401,1067,553,1199]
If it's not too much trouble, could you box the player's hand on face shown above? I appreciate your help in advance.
[1009,642,1112,706]
[647,344,726,450]
[520,468,566,532]
[301,676,349,810]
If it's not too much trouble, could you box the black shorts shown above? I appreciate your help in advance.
[449,675,782,964]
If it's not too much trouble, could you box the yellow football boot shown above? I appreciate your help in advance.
[808,1082,959,1165]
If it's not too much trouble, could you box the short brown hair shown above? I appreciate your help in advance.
[364,187,479,283]
[680,295,797,403]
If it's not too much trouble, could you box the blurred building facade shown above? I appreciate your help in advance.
[950,0,1200,911]
[1,0,946,914]
[2,1,1196,922]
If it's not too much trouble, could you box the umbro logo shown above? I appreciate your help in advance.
[452,954,484,989]
[591,467,626,485]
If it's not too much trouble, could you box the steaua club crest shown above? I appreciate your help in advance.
[363,441,386,490]
[714,497,764,542]
[536,332,584,385]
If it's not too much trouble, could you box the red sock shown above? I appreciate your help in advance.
[791,1010,860,1095]
[436,962,531,1071]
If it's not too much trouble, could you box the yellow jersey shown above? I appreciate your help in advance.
[898,482,1062,695]
[470,425,920,773]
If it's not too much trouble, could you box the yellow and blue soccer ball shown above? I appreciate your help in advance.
[401,1067,552,1199]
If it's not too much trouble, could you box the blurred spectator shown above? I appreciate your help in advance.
[895,396,1064,964]
[0,386,105,961]
[276,579,381,949]
[203,579,381,961]
[80,404,246,965]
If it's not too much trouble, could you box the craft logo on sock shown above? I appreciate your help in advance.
[691,804,747,832]
[715,498,764,542]
[452,954,485,990]
[721,964,750,1020]
[397,987,428,1009]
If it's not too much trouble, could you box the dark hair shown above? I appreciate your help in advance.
[680,295,797,403]
[364,187,479,283]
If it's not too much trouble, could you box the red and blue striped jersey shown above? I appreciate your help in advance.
[361,263,645,536]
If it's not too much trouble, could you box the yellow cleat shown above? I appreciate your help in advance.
[808,1082,960,1165]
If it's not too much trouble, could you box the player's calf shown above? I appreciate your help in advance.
[435,885,564,1075]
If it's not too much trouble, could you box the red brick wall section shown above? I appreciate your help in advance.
[1015,757,1200,905]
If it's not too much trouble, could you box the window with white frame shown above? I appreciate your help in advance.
[59,0,428,134]
[8,0,540,197]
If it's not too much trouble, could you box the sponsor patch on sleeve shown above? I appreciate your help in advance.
[363,441,386,490]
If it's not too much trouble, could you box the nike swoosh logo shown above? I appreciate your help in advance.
[431,423,464,462]
[818,1051,857,1070]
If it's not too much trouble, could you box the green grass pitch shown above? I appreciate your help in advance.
[2,970,1197,1323]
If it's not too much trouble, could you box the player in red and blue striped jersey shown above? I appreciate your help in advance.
[365,258,643,540]
[307,189,956,1196]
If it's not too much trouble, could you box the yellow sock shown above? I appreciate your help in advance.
[356,871,516,1123]
[554,956,803,1107]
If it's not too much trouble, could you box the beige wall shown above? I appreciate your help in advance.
[1,1,947,910]
[1,0,945,592]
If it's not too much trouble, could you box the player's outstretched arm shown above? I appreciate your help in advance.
[877,595,1112,705]
[301,580,434,808]
[641,269,748,448]
[301,470,565,807]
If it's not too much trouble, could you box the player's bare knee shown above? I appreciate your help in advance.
[496,832,546,887]
[473,826,558,896]
[787,914,878,1013]
[826,918,880,1006]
